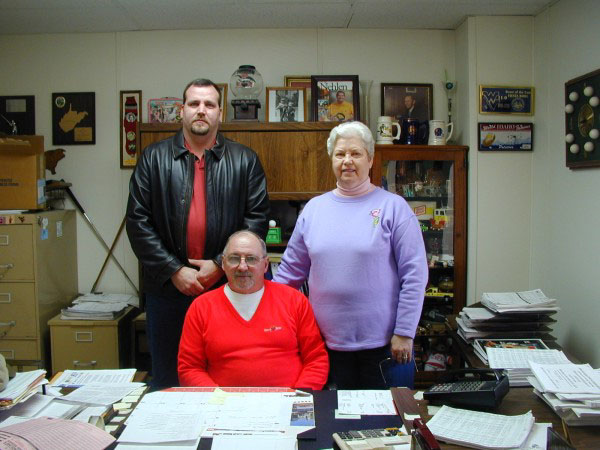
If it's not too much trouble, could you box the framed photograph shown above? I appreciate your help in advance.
[311,75,359,123]
[148,97,183,123]
[119,90,142,169]
[216,83,228,122]
[52,92,95,145]
[266,87,307,123]
[381,83,433,122]
[479,85,535,115]
[285,75,312,120]
[478,122,533,151]
[0,95,35,135]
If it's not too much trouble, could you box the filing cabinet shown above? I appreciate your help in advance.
[0,210,78,371]
[49,306,135,371]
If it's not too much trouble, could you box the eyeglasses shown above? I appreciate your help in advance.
[224,254,265,267]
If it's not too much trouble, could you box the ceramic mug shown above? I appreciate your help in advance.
[428,120,454,145]
[376,116,401,144]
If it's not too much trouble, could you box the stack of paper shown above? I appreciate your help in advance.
[61,301,129,320]
[425,405,536,449]
[473,338,549,364]
[73,293,139,306]
[481,289,559,313]
[0,370,47,410]
[486,348,570,386]
[529,362,600,426]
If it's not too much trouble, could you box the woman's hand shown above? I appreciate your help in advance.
[390,335,414,364]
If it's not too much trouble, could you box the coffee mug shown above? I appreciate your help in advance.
[428,120,454,145]
[376,116,401,144]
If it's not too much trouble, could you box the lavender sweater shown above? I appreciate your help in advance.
[273,188,428,351]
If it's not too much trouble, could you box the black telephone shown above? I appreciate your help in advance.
[423,368,509,409]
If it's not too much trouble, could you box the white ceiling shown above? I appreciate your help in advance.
[0,0,556,35]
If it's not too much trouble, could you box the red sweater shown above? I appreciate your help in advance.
[178,280,329,389]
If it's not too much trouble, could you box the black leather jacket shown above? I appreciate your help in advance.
[126,130,269,298]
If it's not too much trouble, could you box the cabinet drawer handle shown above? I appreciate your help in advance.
[0,235,8,246]
[0,264,14,279]
[0,321,16,327]
[0,350,15,359]
[73,360,97,367]
[0,293,11,303]
[75,331,93,342]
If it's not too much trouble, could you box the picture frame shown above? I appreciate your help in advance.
[479,85,535,115]
[119,90,142,169]
[311,75,360,123]
[265,87,307,123]
[216,83,228,122]
[52,92,95,145]
[478,122,533,151]
[0,95,35,135]
[381,83,433,122]
[285,75,312,120]
[148,97,183,123]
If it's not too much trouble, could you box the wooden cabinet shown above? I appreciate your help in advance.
[49,307,136,371]
[140,122,337,200]
[0,210,78,371]
[372,144,468,386]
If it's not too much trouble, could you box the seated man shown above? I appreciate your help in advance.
[178,230,328,389]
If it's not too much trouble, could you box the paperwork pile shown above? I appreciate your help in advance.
[61,293,136,320]
[0,370,46,410]
[529,361,600,426]
[425,405,543,449]
[481,289,559,313]
[486,348,570,386]
[473,338,549,365]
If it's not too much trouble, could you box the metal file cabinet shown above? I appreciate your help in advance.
[49,306,135,371]
[0,210,78,371]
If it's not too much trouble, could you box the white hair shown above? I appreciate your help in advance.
[326,121,375,159]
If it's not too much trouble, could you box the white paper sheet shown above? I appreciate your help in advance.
[62,382,144,406]
[212,434,297,450]
[51,369,136,388]
[337,390,396,415]
[529,362,600,394]
[486,348,569,369]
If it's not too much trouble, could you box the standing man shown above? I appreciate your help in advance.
[126,78,269,388]
[327,90,354,122]
[403,94,424,120]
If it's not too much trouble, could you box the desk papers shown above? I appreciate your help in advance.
[0,416,115,450]
[337,390,396,415]
[481,289,559,313]
[0,370,46,409]
[62,382,145,406]
[486,348,569,386]
[51,369,136,388]
[425,405,534,449]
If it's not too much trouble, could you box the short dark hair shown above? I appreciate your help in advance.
[183,78,221,105]
[336,90,345,96]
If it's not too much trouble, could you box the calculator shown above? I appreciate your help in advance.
[332,427,412,450]
[423,369,509,409]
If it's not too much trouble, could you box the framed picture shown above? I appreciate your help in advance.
[478,122,533,151]
[266,87,307,123]
[311,75,359,123]
[285,75,312,120]
[0,95,35,135]
[119,90,142,169]
[381,83,433,122]
[52,92,95,145]
[216,83,228,122]
[148,97,183,123]
[479,85,535,115]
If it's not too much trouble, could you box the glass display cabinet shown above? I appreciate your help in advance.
[372,144,468,386]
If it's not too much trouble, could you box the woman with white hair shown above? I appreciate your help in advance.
[274,121,428,389]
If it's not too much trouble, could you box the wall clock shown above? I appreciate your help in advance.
[565,68,600,169]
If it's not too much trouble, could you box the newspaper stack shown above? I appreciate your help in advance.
[528,361,600,426]
[481,289,559,313]
[486,347,570,386]
[60,293,136,320]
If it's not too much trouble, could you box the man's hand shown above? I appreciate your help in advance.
[189,259,224,291]
[390,335,414,364]
[171,266,204,296]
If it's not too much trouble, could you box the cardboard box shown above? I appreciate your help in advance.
[0,135,46,210]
